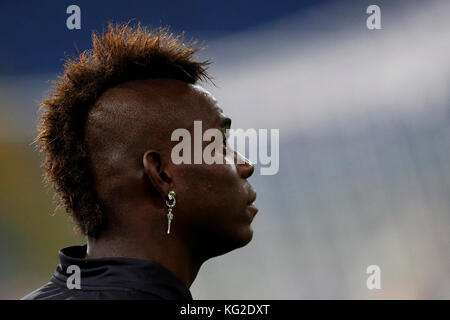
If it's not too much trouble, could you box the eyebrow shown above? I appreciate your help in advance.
[220,117,232,128]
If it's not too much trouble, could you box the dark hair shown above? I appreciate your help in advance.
[36,22,211,237]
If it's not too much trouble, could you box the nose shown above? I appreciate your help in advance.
[235,151,255,179]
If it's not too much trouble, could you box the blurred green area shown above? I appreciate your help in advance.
[0,138,83,299]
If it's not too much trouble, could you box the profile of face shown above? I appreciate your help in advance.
[166,84,258,259]
[87,78,258,261]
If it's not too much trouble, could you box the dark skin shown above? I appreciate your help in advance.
[84,78,257,288]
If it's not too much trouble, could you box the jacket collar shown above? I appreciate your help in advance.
[52,244,193,300]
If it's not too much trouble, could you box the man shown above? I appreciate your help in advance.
[23,23,258,300]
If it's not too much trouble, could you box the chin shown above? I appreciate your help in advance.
[228,225,254,250]
[206,226,254,258]
[238,226,254,246]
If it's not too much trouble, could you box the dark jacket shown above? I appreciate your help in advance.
[22,245,193,300]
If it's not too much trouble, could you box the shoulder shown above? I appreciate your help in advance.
[21,281,70,300]
[22,281,164,300]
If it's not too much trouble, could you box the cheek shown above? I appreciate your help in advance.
[174,163,245,218]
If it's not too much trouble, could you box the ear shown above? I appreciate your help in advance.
[142,150,172,198]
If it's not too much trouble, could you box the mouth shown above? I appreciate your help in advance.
[247,188,257,205]
[247,203,258,216]
[247,187,258,215]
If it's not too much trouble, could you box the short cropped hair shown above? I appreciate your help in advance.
[36,22,211,237]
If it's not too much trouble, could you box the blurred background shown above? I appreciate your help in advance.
[0,0,449,299]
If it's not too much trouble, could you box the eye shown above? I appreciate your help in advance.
[222,130,229,147]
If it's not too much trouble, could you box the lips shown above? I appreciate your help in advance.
[246,185,258,216]
[247,203,258,216]
[247,187,257,205]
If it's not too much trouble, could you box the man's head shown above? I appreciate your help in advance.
[38,23,257,260]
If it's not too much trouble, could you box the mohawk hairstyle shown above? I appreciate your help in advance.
[37,22,211,237]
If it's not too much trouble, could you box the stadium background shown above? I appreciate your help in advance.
[0,0,449,299]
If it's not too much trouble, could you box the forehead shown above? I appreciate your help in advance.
[183,84,224,126]
[108,79,226,129]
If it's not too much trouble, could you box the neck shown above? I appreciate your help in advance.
[86,228,203,288]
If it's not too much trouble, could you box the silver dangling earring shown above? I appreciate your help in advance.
[165,190,176,234]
